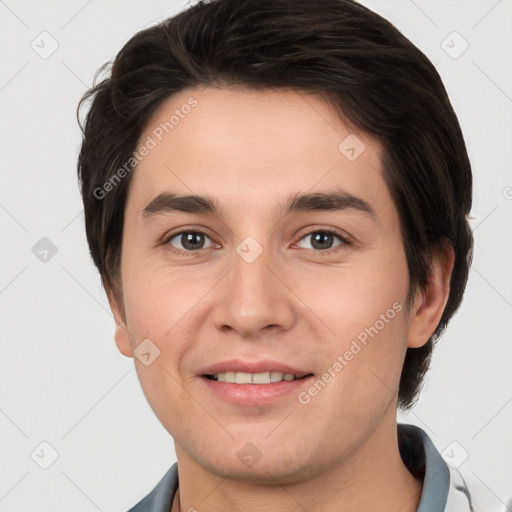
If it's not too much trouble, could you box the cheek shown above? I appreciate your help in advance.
[122,256,194,339]
[293,243,410,387]
[296,249,408,340]
[121,267,203,421]
[294,272,408,434]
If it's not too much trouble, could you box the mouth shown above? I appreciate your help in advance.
[203,371,314,384]
[199,371,316,406]
[196,359,316,405]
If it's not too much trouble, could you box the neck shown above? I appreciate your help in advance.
[173,417,423,512]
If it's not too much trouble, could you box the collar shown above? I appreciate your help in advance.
[397,423,450,511]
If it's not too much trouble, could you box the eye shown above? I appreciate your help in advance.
[164,230,216,255]
[296,228,350,254]
[163,227,351,257]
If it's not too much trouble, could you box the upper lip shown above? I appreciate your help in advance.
[198,359,314,378]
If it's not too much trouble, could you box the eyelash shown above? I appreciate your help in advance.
[162,227,352,257]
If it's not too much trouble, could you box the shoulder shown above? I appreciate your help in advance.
[446,465,512,512]
[127,463,179,512]
[397,423,511,512]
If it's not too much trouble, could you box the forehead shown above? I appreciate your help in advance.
[127,86,393,225]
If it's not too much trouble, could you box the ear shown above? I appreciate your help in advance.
[406,240,455,348]
[105,285,133,358]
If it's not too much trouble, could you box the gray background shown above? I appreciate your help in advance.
[0,0,511,510]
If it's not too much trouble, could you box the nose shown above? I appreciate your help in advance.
[211,241,296,339]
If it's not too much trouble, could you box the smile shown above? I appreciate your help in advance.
[200,373,315,406]
[205,371,313,384]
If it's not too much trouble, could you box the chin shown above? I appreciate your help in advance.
[187,441,318,485]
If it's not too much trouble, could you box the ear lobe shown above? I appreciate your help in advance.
[105,286,133,358]
[406,240,455,349]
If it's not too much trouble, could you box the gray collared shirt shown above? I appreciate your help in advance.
[127,423,510,511]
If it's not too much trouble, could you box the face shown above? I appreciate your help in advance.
[109,86,434,483]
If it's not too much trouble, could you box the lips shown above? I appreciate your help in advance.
[198,360,316,405]
[197,358,314,379]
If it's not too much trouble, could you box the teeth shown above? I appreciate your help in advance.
[213,371,298,384]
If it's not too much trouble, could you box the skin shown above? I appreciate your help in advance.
[107,86,454,512]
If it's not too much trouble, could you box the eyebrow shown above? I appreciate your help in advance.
[141,187,376,221]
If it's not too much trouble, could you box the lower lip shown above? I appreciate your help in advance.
[199,375,314,406]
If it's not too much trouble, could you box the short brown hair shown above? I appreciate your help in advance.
[77,0,474,410]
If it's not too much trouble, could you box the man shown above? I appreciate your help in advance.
[76,0,509,510]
